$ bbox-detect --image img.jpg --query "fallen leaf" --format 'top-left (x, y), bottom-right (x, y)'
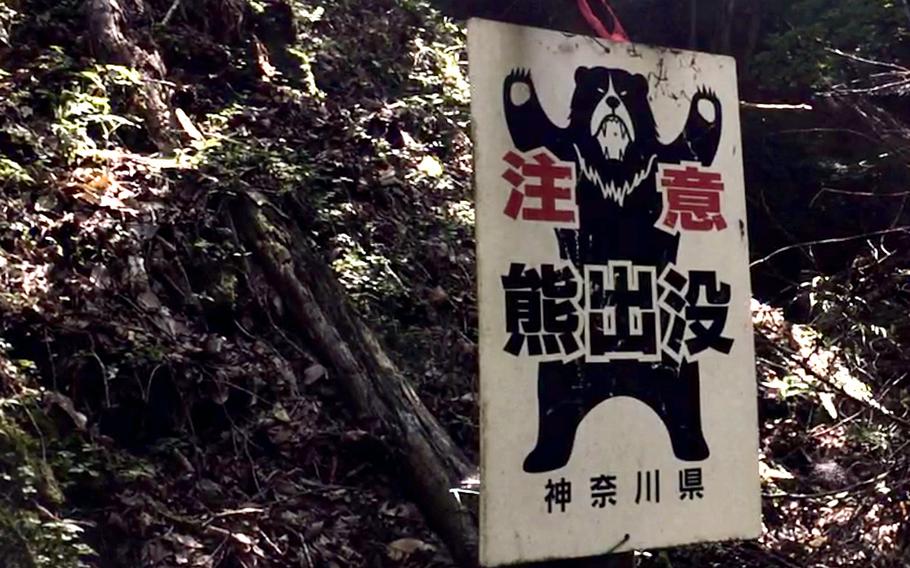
top-left (175, 108), bottom-right (204, 141)
top-left (819, 392), bottom-right (838, 419)
top-left (45, 392), bottom-right (87, 431)
top-left (304, 520), bottom-right (325, 540)
top-left (759, 460), bottom-right (795, 481)
top-left (272, 403), bottom-right (291, 423)
top-left (417, 155), bottom-right (443, 178)
top-left (267, 425), bottom-right (294, 445)
top-left (197, 479), bottom-right (224, 503)
top-left (378, 168), bottom-right (399, 186)
top-left (138, 290), bottom-right (162, 311)
top-left (35, 192), bottom-right (58, 212)
top-left (387, 538), bottom-right (435, 561)
top-left (427, 286), bottom-right (449, 305)
top-left (303, 364), bottom-right (327, 385)
top-left (231, 532), bottom-right (254, 553)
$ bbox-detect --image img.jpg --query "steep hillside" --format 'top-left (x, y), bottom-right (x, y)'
top-left (0, 1), bottom-right (908, 567)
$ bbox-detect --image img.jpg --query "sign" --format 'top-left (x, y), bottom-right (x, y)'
top-left (469, 19), bottom-right (761, 566)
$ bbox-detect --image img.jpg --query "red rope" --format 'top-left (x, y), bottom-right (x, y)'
top-left (577, 0), bottom-right (630, 42)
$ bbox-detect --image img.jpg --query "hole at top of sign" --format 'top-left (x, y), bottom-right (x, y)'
top-left (698, 97), bottom-right (717, 122)
top-left (511, 81), bottom-right (532, 106)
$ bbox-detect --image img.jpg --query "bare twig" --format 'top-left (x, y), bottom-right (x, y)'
top-left (302, 537), bottom-right (314, 568)
top-left (825, 46), bottom-right (910, 72)
top-left (204, 507), bottom-right (265, 525)
top-left (771, 127), bottom-right (882, 144)
top-left (87, 341), bottom-right (111, 408)
top-left (161, 0), bottom-right (182, 26)
top-left (258, 529), bottom-right (284, 556)
top-left (741, 101), bottom-right (813, 111)
top-left (43, 329), bottom-right (57, 392)
top-left (829, 76), bottom-right (910, 96)
top-left (809, 187), bottom-right (910, 209)
top-left (750, 227), bottom-right (910, 267)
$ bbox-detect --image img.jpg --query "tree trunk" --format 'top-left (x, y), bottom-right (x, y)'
top-left (689, 0), bottom-right (698, 50)
top-left (230, 196), bottom-right (480, 567)
top-left (741, 2), bottom-right (763, 71)
top-left (86, 0), bottom-right (175, 148)
top-left (714, 0), bottom-right (737, 54)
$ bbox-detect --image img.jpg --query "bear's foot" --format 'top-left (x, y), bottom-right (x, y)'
top-left (523, 443), bottom-right (573, 474)
top-left (522, 404), bottom-right (585, 473)
top-left (668, 428), bottom-right (710, 462)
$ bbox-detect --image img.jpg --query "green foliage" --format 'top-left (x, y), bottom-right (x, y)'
top-left (0, 157), bottom-right (34, 186)
top-left (331, 233), bottom-right (407, 302)
top-left (52, 64), bottom-right (141, 162)
top-left (196, 133), bottom-right (312, 195)
top-left (0, 408), bottom-right (93, 567)
top-left (753, 0), bottom-right (908, 92)
top-left (0, 337), bottom-right (95, 567)
top-left (0, 509), bottom-right (92, 568)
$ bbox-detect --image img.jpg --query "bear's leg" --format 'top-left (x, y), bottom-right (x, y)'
top-left (523, 359), bottom-right (596, 473)
top-left (641, 361), bottom-right (710, 461)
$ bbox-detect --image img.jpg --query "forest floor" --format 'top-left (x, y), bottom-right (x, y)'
top-left (0, 0), bottom-right (908, 567)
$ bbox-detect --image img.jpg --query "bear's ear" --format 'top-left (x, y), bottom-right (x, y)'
top-left (574, 66), bottom-right (590, 85)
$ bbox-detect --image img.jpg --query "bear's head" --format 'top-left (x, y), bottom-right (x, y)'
top-left (569, 67), bottom-right (658, 205)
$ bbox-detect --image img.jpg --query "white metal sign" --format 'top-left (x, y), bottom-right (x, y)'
top-left (469, 18), bottom-right (761, 566)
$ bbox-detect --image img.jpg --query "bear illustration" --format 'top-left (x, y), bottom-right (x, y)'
top-left (502, 66), bottom-right (724, 473)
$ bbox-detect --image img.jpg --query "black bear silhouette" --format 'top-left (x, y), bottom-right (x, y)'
top-left (502, 66), bottom-right (723, 473)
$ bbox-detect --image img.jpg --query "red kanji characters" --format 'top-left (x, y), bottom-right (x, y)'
top-left (502, 149), bottom-right (577, 227)
top-left (657, 162), bottom-right (727, 232)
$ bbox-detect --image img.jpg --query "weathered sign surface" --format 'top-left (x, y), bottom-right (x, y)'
top-left (468, 18), bottom-right (761, 566)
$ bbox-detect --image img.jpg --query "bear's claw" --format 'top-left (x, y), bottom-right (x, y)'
top-left (505, 68), bottom-right (536, 107)
top-left (506, 68), bottom-right (533, 84)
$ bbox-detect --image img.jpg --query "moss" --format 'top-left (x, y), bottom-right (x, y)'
top-left (0, 414), bottom-right (91, 567)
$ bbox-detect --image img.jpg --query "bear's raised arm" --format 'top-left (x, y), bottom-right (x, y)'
top-left (662, 88), bottom-right (723, 166)
top-left (503, 70), bottom-right (570, 157)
